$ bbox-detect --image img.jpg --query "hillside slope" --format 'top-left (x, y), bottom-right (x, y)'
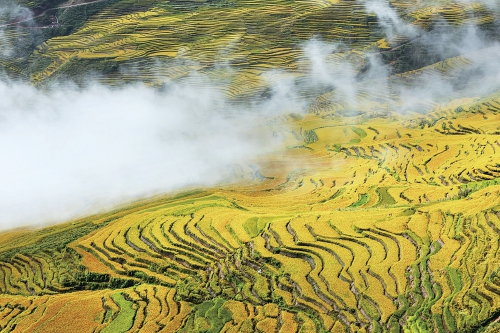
top-left (0, 0), bottom-right (500, 332)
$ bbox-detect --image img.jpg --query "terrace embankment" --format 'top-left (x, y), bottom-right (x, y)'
top-left (0, 86), bottom-right (500, 331)
top-left (0, 0), bottom-right (500, 331)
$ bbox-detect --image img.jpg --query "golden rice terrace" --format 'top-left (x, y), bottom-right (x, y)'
top-left (0, 0), bottom-right (500, 332)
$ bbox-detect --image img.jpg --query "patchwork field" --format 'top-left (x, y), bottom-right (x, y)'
top-left (1, 0), bottom-right (498, 93)
top-left (0, 88), bottom-right (499, 331)
top-left (1, 0), bottom-right (500, 332)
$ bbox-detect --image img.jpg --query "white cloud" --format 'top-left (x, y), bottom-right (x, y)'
top-left (0, 81), bottom-right (278, 229)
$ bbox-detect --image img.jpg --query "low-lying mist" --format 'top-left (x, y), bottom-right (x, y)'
top-left (1, 0), bottom-right (499, 231)
top-left (0, 80), bottom-right (279, 230)
top-left (301, 0), bottom-right (500, 113)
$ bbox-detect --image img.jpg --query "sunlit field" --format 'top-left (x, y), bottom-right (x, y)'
top-left (0, 0), bottom-right (499, 331)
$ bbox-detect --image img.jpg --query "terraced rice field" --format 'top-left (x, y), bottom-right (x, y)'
top-left (0, 79), bottom-right (499, 331)
top-left (1, 0), bottom-right (498, 95)
top-left (1, 0), bottom-right (500, 331)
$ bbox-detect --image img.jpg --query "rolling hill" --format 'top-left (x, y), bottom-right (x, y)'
top-left (0, 0), bottom-right (500, 332)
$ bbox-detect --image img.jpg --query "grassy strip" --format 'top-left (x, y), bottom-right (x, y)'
top-left (101, 292), bottom-right (136, 333)
top-left (442, 267), bottom-right (463, 331)
top-left (349, 193), bottom-right (369, 208)
top-left (458, 178), bottom-right (500, 197)
top-left (177, 297), bottom-right (232, 333)
top-left (243, 216), bottom-right (279, 238)
top-left (351, 126), bottom-right (367, 138)
top-left (318, 187), bottom-right (346, 203)
top-left (375, 187), bottom-right (397, 206)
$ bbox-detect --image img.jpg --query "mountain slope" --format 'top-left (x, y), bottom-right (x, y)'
top-left (0, 0), bottom-right (500, 332)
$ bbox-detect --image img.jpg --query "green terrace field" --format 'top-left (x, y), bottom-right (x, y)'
top-left (1, 0), bottom-right (500, 332)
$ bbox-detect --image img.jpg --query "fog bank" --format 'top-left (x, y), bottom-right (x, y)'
top-left (0, 81), bottom-right (276, 229)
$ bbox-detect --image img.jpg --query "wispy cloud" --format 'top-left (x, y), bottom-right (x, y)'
top-left (365, 0), bottom-right (417, 39)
